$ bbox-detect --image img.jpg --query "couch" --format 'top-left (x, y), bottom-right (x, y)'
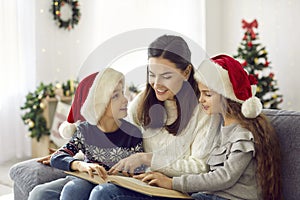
top-left (9, 109), bottom-right (300, 200)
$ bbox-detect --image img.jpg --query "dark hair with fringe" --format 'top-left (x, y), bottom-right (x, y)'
top-left (222, 98), bottom-right (283, 200)
top-left (136, 35), bottom-right (199, 135)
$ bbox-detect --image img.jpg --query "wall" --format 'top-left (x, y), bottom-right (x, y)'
top-left (35, 0), bottom-right (100, 83)
top-left (206, 0), bottom-right (300, 111)
top-left (35, 0), bottom-right (206, 85)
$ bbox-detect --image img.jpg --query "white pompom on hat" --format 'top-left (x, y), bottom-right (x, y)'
top-left (81, 67), bottom-right (125, 125)
top-left (59, 121), bottom-right (78, 139)
top-left (194, 54), bottom-right (262, 118)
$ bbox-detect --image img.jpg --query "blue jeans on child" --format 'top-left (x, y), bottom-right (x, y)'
top-left (28, 175), bottom-right (96, 200)
top-left (191, 192), bottom-right (228, 200)
top-left (28, 176), bottom-right (74, 200)
top-left (60, 176), bottom-right (96, 200)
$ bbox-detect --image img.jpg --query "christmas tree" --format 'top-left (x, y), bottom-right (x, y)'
top-left (234, 19), bottom-right (283, 109)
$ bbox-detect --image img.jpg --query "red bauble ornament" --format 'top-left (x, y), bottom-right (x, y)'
top-left (247, 41), bottom-right (253, 48)
top-left (265, 60), bottom-right (270, 67)
top-left (242, 61), bottom-right (247, 67)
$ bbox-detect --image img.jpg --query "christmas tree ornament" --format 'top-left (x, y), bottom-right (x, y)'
top-left (242, 60), bottom-right (247, 67)
top-left (28, 121), bottom-right (35, 128)
top-left (265, 60), bottom-right (270, 67)
top-left (39, 102), bottom-right (45, 109)
top-left (247, 41), bottom-right (253, 48)
top-left (256, 86), bottom-right (262, 93)
top-left (242, 19), bottom-right (258, 39)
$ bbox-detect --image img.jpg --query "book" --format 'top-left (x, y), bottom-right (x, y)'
top-left (65, 171), bottom-right (191, 199)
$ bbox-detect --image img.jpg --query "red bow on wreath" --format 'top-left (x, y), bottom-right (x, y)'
top-left (242, 19), bottom-right (258, 39)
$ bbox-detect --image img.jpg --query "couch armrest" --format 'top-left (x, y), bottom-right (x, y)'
top-left (9, 158), bottom-right (66, 200)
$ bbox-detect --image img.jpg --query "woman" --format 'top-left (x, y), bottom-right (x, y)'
top-left (89, 35), bottom-right (219, 200)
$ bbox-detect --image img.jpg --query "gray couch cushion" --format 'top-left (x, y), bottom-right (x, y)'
top-left (264, 109), bottom-right (300, 200)
top-left (9, 158), bottom-right (66, 200)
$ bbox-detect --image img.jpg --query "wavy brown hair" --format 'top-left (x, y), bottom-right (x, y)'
top-left (221, 98), bottom-right (283, 200)
top-left (136, 35), bottom-right (199, 135)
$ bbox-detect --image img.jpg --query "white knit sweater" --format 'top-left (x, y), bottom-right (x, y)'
top-left (127, 92), bottom-right (220, 177)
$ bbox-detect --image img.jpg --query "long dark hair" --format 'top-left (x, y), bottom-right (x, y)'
top-left (137, 35), bottom-right (199, 135)
top-left (222, 98), bottom-right (283, 200)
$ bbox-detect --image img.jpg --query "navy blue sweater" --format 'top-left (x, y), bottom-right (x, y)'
top-left (51, 119), bottom-right (143, 171)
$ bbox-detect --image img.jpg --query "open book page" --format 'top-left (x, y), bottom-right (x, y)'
top-left (65, 171), bottom-right (106, 185)
top-left (108, 175), bottom-right (191, 199)
top-left (64, 171), bottom-right (191, 199)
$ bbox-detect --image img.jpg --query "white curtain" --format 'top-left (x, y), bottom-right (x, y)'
top-left (0, 0), bottom-right (35, 163)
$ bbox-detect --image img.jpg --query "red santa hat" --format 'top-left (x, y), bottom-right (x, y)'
top-left (59, 68), bottom-right (124, 139)
top-left (194, 54), bottom-right (262, 118)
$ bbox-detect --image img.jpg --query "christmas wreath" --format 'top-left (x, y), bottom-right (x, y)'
top-left (51, 0), bottom-right (81, 30)
top-left (21, 80), bottom-right (77, 141)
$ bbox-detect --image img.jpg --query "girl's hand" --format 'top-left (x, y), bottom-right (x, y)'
top-left (133, 172), bottom-right (173, 190)
top-left (71, 161), bottom-right (107, 179)
top-left (109, 152), bottom-right (152, 176)
top-left (37, 148), bottom-right (56, 165)
top-left (37, 154), bottom-right (52, 165)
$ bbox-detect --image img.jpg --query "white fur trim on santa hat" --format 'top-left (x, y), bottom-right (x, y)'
top-left (241, 96), bottom-right (263, 118)
top-left (59, 121), bottom-right (77, 139)
top-left (80, 68), bottom-right (124, 125)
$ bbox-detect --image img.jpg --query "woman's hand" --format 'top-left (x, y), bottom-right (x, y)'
top-left (108, 152), bottom-right (152, 176)
top-left (133, 172), bottom-right (173, 190)
top-left (71, 161), bottom-right (107, 179)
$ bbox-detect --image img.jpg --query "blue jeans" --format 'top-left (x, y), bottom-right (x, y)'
top-left (28, 176), bottom-right (74, 200)
top-left (89, 183), bottom-right (185, 200)
top-left (28, 175), bottom-right (96, 200)
top-left (191, 192), bottom-right (228, 200)
top-left (61, 177), bottom-right (96, 200)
